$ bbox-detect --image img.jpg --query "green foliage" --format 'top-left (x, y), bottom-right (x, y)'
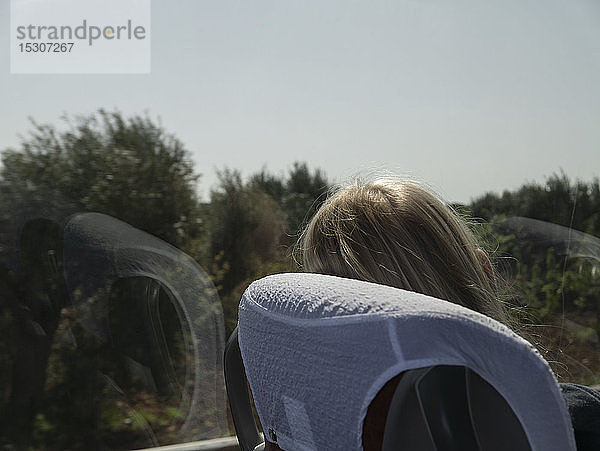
top-left (207, 163), bottom-right (328, 335)
top-left (467, 174), bottom-right (600, 383)
top-left (470, 172), bottom-right (600, 237)
top-left (207, 169), bottom-right (286, 291)
top-left (249, 161), bottom-right (329, 239)
top-left (1, 110), bottom-right (203, 250)
top-left (484, 227), bottom-right (599, 321)
top-left (208, 169), bottom-right (278, 333)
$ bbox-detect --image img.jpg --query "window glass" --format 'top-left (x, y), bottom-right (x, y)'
top-left (1, 0), bottom-right (599, 449)
top-left (0, 208), bottom-right (227, 449)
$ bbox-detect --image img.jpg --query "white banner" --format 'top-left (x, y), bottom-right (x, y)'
top-left (10, 0), bottom-right (151, 74)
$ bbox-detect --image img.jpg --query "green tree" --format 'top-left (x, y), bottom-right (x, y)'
top-left (470, 172), bottom-right (600, 237)
top-left (207, 169), bottom-right (289, 333)
top-left (249, 162), bottom-right (329, 239)
top-left (207, 163), bottom-right (328, 333)
top-left (1, 110), bottom-right (203, 251)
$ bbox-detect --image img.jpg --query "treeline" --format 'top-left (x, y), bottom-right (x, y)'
top-left (203, 165), bottom-right (328, 332)
top-left (0, 110), bottom-right (600, 328)
top-left (2, 110), bottom-right (598, 447)
top-left (468, 176), bottom-right (600, 322)
top-left (466, 175), bottom-right (600, 382)
top-left (0, 111), bottom-right (329, 335)
top-left (470, 173), bottom-right (600, 236)
top-left (2, 110), bottom-right (598, 346)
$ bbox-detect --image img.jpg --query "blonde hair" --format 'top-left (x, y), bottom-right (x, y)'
top-left (300, 179), bottom-right (511, 324)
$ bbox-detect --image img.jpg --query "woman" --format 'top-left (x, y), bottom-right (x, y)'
top-left (298, 178), bottom-right (599, 451)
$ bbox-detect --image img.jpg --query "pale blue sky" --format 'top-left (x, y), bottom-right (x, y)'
top-left (1, 0), bottom-right (599, 202)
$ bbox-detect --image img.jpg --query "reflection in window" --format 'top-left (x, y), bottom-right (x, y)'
top-left (0, 213), bottom-right (227, 450)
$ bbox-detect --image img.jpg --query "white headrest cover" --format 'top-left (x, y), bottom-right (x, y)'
top-left (238, 273), bottom-right (575, 451)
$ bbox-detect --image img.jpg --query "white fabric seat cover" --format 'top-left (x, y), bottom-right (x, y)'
top-left (238, 273), bottom-right (576, 451)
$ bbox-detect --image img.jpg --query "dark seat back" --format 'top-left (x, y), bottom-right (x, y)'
top-left (382, 365), bottom-right (531, 451)
top-left (224, 327), bottom-right (265, 451)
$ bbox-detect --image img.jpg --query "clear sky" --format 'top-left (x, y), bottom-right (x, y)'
top-left (1, 0), bottom-right (599, 202)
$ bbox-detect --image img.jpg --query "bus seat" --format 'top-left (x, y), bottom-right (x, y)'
top-left (225, 272), bottom-right (576, 450)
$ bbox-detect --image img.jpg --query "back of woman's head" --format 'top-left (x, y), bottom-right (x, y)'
top-left (300, 179), bottom-right (510, 324)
